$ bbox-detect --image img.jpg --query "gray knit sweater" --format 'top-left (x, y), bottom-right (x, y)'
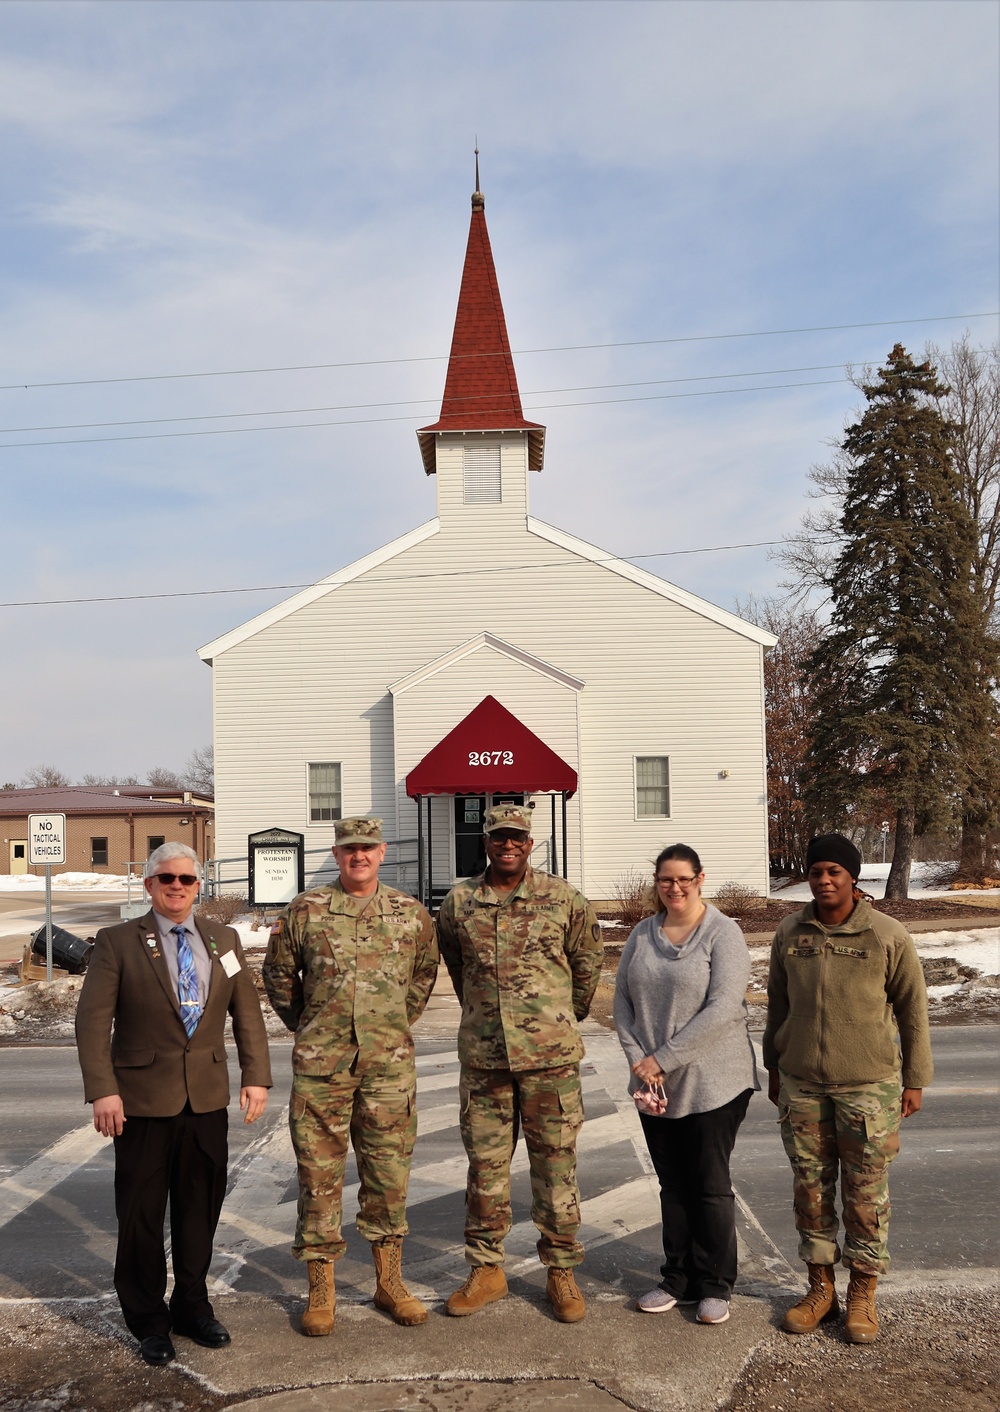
top-left (613, 904), bottom-right (759, 1118)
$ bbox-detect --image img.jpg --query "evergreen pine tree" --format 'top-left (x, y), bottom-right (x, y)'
top-left (804, 344), bottom-right (985, 898)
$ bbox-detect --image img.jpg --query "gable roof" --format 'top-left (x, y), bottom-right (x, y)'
top-left (198, 515), bottom-right (775, 663)
top-left (198, 518), bottom-right (441, 664)
top-left (526, 518), bottom-right (778, 646)
top-left (390, 631), bottom-right (586, 697)
top-left (417, 187), bottom-right (544, 475)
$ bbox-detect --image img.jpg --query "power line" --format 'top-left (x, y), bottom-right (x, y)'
top-left (1, 312), bottom-right (994, 392)
top-left (0, 540), bottom-right (784, 609)
top-left (0, 362), bottom-right (852, 436)
top-left (0, 376), bottom-right (848, 450)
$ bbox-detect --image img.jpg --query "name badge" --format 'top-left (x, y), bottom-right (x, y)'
top-left (219, 951), bottom-right (241, 978)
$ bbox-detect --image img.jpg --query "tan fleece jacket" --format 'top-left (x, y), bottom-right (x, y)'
top-left (762, 900), bottom-right (933, 1089)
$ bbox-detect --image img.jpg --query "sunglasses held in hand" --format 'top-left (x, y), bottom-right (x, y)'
top-left (634, 1080), bottom-right (668, 1116)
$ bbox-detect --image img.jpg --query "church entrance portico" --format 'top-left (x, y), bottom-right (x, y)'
top-left (404, 694), bottom-right (577, 908)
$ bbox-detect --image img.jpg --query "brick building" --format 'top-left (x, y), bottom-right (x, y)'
top-left (0, 787), bottom-right (215, 877)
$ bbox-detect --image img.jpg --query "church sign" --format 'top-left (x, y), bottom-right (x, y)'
top-left (247, 827), bottom-right (304, 906)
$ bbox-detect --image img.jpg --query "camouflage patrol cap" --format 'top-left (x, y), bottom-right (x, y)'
top-left (334, 816), bottom-right (384, 846)
top-left (483, 803), bottom-right (533, 835)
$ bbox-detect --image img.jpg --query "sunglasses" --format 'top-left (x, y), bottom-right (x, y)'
top-left (152, 872), bottom-right (199, 887)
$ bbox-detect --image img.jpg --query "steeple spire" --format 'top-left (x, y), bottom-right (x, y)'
top-left (417, 166), bottom-right (545, 475)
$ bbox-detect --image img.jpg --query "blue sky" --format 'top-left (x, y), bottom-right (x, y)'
top-left (0, 0), bottom-right (997, 784)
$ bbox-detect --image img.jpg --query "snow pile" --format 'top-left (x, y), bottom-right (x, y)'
top-left (0, 872), bottom-right (140, 892)
top-left (773, 861), bottom-right (1000, 903)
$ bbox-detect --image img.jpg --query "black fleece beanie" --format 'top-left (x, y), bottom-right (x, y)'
top-left (805, 833), bottom-right (862, 880)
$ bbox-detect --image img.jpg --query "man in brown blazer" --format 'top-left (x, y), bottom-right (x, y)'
top-left (76, 843), bottom-right (271, 1367)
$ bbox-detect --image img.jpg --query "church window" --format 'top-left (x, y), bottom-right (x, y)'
top-left (463, 444), bottom-right (502, 503)
top-left (635, 757), bottom-right (670, 817)
top-left (308, 763), bottom-right (342, 822)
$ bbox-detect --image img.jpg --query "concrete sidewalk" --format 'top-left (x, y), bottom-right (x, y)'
top-left (97, 1282), bottom-right (779, 1412)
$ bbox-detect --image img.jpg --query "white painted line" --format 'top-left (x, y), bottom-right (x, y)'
top-left (0, 1124), bottom-right (107, 1229)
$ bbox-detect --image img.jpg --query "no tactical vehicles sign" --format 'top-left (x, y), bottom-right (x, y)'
top-left (28, 813), bottom-right (67, 866)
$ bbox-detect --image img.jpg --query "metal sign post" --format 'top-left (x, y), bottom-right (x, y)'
top-left (28, 813), bottom-right (67, 981)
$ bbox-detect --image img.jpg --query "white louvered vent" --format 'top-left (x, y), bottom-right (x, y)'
top-left (463, 444), bottom-right (502, 504)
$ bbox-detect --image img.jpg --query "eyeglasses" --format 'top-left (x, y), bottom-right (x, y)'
top-left (152, 873), bottom-right (199, 887)
top-left (655, 875), bottom-right (698, 889)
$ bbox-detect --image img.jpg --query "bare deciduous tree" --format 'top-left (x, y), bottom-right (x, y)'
top-left (185, 744), bottom-right (214, 797)
top-left (21, 764), bottom-right (71, 787)
top-left (739, 595), bottom-right (825, 878)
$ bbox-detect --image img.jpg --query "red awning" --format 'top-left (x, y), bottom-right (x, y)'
top-left (405, 696), bottom-right (577, 797)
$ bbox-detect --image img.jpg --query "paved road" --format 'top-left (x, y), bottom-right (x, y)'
top-left (0, 1024), bottom-right (995, 1410)
top-left (1, 1026), bottom-right (996, 1306)
top-left (733, 1025), bottom-right (1000, 1277)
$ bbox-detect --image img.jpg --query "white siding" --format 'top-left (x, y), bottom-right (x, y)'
top-left (392, 639), bottom-right (582, 884)
top-left (209, 431), bottom-right (771, 898)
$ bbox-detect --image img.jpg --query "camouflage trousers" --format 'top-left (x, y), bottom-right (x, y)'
top-left (459, 1063), bottom-right (585, 1270)
top-left (288, 1063), bottom-right (416, 1261)
top-left (778, 1071), bottom-right (902, 1274)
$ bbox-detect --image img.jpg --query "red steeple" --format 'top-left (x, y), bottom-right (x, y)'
top-left (418, 177), bottom-right (545, 475)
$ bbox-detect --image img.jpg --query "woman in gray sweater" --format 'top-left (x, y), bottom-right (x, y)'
top-left (614, 844), bottom-right (758, 1326)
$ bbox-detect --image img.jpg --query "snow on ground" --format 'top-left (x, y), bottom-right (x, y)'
top-left (0, 872), bottom-right (141, 891)
top-left (746, 927), bottom-right (1000, 979)
top-left (772, 861), bottom-right (1000, 904)
top-left (911, 927), bottom-right (1000, 976)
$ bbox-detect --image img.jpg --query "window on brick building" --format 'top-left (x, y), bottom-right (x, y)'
top-left (147, 836), bottom-right (165, 854)
top-left (91, 837), bottom-right (109, 867)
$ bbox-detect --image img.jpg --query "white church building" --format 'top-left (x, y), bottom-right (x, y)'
top-left (199, 179), bottom-right (776, 903)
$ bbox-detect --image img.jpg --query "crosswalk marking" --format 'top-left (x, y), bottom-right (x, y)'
top-left (0, 1124), bottom-right (107, 1230)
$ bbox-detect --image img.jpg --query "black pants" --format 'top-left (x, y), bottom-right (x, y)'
top-left (112, 1105), bottom-right (228, 1339)
top-left (639, 1088), bottom-right (752, 1301)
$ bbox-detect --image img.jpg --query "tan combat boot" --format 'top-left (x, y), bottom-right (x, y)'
top-left (301, 1258), bottom-right (335, 1337)
top-left (371, 1238), bottom-right (428, 1326)
top-left (781, 1263), bottom-right (839, 1334)
top-left (445, 1265), bottom-right (508, 1316)
top-left (844, 1270), bottom-right (879, 1343)
top-left (546, 1267), bottom-right (586, 1323)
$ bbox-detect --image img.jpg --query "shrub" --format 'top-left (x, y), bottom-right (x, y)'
top-left (196, 893), bottom-right (248, 926)
top-left (713, 882), bottom-right (766, 917)
top-left (612, 870), bottom-right (657, 931)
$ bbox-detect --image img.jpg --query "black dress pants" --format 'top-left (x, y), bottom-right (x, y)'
top-left (639, 1088), bottom-right (752, 1301)
top-left (112, 1104), bottom-right (228, 1339)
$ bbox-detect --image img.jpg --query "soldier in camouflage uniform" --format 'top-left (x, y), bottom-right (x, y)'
top-left (437, 803), bottom-right (603, 1323)
top-left (763, 834), bottom-right (933, 1344)
top-left (262, 817), bottom-right (438, 1336)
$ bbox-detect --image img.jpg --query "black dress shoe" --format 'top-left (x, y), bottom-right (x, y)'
top-left (138, 1334), bottom-right (175, 1366)
top-left (172, 1315), bottom-right (231, 1348)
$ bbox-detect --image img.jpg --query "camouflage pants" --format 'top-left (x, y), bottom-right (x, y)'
top-left (288, 1063), bottom-right (416, 1261)
top-left (778, 1071), bottom-right (901, 1274)
top-left (459, 1064), bottom-right (585, 1270)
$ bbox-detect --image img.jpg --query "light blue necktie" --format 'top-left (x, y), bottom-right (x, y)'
top-left (173, 925), bottom-right (201, 1037)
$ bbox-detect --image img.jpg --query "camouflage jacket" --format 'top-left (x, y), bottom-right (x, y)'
top-left (263, 880), bottom-right (438, 1076)
top-left (438, 866), bottom-right (603, 1072)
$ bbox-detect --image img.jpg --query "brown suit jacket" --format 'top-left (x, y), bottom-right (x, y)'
top-left (75, 910), bottom-right (272, 1117)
